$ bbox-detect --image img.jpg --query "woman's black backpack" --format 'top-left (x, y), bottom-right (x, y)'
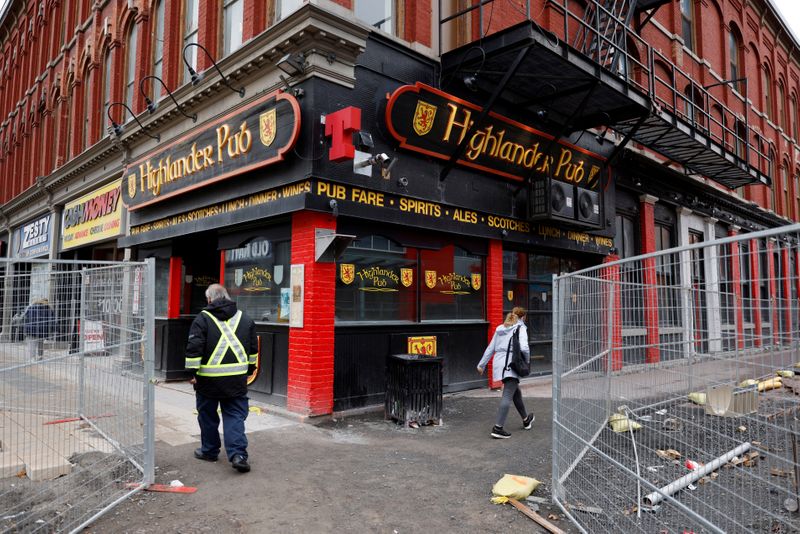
top-left (506, 326), bottom-right (530, 377)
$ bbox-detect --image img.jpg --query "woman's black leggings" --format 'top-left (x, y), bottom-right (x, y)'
top-left (495, 378), bottom-right (527, 428)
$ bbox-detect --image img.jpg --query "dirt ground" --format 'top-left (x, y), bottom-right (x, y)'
top-left (85, 393), bottom-right (573, 533)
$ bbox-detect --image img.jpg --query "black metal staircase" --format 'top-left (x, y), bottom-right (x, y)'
top-left (438, 0), bottom-right (770, 190)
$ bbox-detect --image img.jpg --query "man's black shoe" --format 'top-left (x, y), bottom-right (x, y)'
top-left (231, 454), bottom-right (250, 473)
top-left (194, 448), bottom-right (218, 462)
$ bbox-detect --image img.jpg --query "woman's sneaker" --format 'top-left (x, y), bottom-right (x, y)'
top-left (523, 413), bottom-right (535, 430)
top-left (491, 425), bottom-right (511, 439)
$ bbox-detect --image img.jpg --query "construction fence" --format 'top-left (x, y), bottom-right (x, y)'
top-left (0, 259), bottom-right (155, 534)
top-left (552, 223), bottom-right (800, 533)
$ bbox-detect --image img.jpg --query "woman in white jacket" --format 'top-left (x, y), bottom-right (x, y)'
top-left (477, 308), bottom-right (534, 439)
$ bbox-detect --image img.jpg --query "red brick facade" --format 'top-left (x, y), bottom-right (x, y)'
top-left (287, 210), bottom-right (336, 416)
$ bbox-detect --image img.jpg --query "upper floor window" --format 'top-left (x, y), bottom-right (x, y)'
top-left (102, 51), bottom-right (112, 135)
top-left (356, 0), bottom-right (396, 35)
top-left (795, 172), bottom-right (800, 221)
top-left (183, 0), bottom-right (199, 83)
top-left (276, 0), bottom-right (303, 21)
top-left (793, 95), bottom-right (799, 141)
top-left (779, 81), bottom-right (787, 131)
top-left (680, 0), bottom-right (695, 53)
top-left (782, 162), bottom-right (790, 217)
top-left (81, 70), bottom-right (91, 149)
top-left (728, 27), bottom-right (742, 93)
top-left (152, 0), bottom-right (165, 84)
top-left (125, 23), bottom-right (138, 117)
top-left (222, 0), bottom-right (244, 56)
top-left (764, 65), bottom-right (774, 121)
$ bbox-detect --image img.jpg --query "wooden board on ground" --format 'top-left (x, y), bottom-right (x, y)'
top-left (508, 498), bottom-right (567, 534)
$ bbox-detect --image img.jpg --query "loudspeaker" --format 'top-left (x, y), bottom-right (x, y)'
top-left (576, 187), bottom-right (601, 226)
top-left (531, 178), bottom-right (574, 221)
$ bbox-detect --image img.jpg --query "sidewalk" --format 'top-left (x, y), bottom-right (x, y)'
top-left (87, 377), bottom-right (571, 533)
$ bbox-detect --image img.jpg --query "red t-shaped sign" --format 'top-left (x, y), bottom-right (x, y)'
top-left (325, 106), bottom-right (361, 162)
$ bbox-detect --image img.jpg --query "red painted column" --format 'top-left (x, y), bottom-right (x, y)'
top-left (767, 240), bottom-right (779, 346)
top-left (167, 256), bottom-right (182, 319)
top-left (602, 254), bottom-right (623, 371)
top-left (287, 211), bottom-right (336, 416)
top-left (750, 239), bottom-right (763, 348)
top-left (782, 245), bottom-right (792, 343)
top-left (640, 195), bottom-right (660, 363)
top-left (219, 250), bottom-right (226, 285)
top-left (485, 239), bottom-right (504, 390)
top-left (728, 228), bottom-right (744, 350)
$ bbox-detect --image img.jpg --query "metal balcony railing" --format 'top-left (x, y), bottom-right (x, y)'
top-left (438, 0), bottom-right (770, 187)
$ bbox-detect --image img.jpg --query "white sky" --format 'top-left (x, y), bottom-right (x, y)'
top-left (772, 0), bottom-right (800, 42)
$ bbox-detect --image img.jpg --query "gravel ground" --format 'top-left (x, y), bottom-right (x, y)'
top-left (83, 394), bottom-right (574, 534)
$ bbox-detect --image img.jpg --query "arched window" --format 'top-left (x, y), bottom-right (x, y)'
top-left (778, 80), bottom-right (786, 131)
top-left (152, 0), bottom-right (165, 84)
top-left (51, 89), bottom-right (60, 168)
top-left (222, 0), bottom-right (243, 56)
top-left (183, 0), bottom-right (199, 83)
top-left (734, 120), bottom-right (746, 159)
top-left (81, 68), bottom-right (91, 150)
top-left (680, 0), bottom-right (695, 53)
top-left (125, 23), bottom-right (138, 117)
top-left (102, 50), bottom-right (112, 135)
top-left (792, 94), bottom-right (798, 141)
top-left (684, 85), bottom-right (705, 129)
top-left (729, 24), bottom-right (743, 93)
top-left (782, 161), bottom-right (790, 216)
top-left (764, 65), bottom-right (773, 121)
top-left (795, 169), bottom-right (800, 220)
top-left (769, 146), bottom-right (777, 210)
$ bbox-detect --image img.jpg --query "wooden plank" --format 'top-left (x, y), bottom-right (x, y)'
top-left (508, 498), bottom-right (567, 534)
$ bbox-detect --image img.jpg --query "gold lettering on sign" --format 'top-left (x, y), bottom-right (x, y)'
top-left (355, 266), bottom-right (400, 292)
top-left (242, 267), bottom-right (272, 292)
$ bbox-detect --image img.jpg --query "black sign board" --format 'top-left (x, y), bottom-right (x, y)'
top-left (123, 89), bottom-right (301, 211)
top-left (386, 83), bottom-right (605, 190)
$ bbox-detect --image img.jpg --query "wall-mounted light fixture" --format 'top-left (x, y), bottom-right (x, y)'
top-left (276, 52), bottom-right (306, 97)
top-left (182, 42), bottom-right (245, 98)
top-left (139, 75), bottom-right (197, 122)
top-left (106, 102), bottom-right (160, 141)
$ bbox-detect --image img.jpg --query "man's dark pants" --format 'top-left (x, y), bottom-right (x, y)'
top-left (195, 391), bottom-right (249, 461)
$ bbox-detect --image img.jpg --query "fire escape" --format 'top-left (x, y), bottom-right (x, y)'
top-left (438, 0), bottom-right (770, 196)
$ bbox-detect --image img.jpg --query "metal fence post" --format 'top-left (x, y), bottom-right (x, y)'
top-left (78, 267), bottom-right (87, 418)
top-left (551, 273), bottom-right (562, 501)
top-left (143, 258), bottom-right (156, 486)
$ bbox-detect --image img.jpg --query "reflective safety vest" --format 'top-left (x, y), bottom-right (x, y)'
top-left (186, 310), bottom-right (257, 377)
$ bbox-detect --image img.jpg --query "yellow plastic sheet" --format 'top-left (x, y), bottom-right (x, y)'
top-left (491, 474), bottom-right (541, 500)
top-left (777, 370), bottom-right (795, 378)
top-left (688, 392), bottom-right (707, 406)
top-left (608, 412), bottom-right (642, 432)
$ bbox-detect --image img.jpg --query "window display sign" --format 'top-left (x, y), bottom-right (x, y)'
top-left (61, 180), bottom-right (123, 250)
top-left (290, 264), bottom-right (304, 328)
top-left (122, 89), bottom-right (301, 211)
top-left (14, 213), bottom-right (52, 259)
top-left (386, 82), bottom-right (605, 189)
top-left (339, 264), bottom-right (412, 292)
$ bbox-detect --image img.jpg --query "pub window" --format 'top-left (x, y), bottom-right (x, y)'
top-left (222, 238), bottom-right (291, 323)
top-left (222, 0), bottom-right (243, 56)
top-left (336, 236), bottom-right (417, 322)
top-left (502, 250), bottom-right (529, 328)
top-left (615, 213), bottom-right (641, 328)
top-left (656, 223), bottom-right (681, 327)
top-left (183, 0), bottom-right (199, 84)
top-left (125, 23), bottom-right (138, 115)
top-left (355, 0), bottom-right (396, 35)
top-left (420, 246), bottom-right (484, 321)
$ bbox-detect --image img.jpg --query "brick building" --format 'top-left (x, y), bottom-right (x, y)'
top-left (0, 0), bottom-right (797, 415)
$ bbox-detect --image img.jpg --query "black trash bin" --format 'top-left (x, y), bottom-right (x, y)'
top-left (385, 353), bottom-right (443, 427)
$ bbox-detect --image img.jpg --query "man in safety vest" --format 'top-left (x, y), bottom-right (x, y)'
top-left (185, 283), bottom-right (258, 473)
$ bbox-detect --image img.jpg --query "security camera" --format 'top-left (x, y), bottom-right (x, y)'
top-left (372, 153), bottom-right (391, 166)
top-left (397, 176), bottom-right (409, 187)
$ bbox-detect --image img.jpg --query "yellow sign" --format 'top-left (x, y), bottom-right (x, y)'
top-left (408, 336), bottom-right (437, 356)
top-left (61, 180), bottom-right (123, 250)
top-left (400, 268), bottom-right (414, 287)
top-left (471, 273), bottom-right (482, 291)
top-left (260, 108), bottom-right (276, 147)
top-left (425, 270), bottom-right (437, 289)
top-left (340, 263), bottom-right (355, 285)
top-left (413, 100), bottom-right (437, 136)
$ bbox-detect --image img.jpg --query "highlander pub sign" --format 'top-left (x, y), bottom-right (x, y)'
top-left (386, 83), bottom-right (605, 190)
top-left (123, 89), bottom-right (301, 210)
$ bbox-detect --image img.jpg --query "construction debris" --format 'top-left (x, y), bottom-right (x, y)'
top-left (688, 392), bottom-right (707, 405)
top-left (608, 412), bottom-right (641, 433)
top-left (656, 449), bottom-right (682, 460)
top-left (506, 498), bottom-right (567, 534)
top-left (758, 377), bottom-right (782, 392)
top-left (777, 370), bottom-right (796, 378)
